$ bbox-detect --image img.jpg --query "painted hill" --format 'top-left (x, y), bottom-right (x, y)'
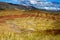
top-left (0, 2), bottom-right (60, 40)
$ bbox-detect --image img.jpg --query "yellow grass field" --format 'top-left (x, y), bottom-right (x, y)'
top-left (0, 10), bottom-right (60, 40)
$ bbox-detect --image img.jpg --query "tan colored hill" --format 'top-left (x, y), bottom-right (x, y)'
top-left (0, 10), bottom-right (60, 40)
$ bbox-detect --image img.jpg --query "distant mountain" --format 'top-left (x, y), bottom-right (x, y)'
top-left (0, 2), bottom-right (60, 12)
top-left (16, 0), bottom-right (60, 11)
top-left (0, 2), bottom-right (36, 11)
top-left (31, 2), bottom-right (60, 11)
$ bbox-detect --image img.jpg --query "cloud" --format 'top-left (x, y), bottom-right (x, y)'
top-left (12, 0), bottom-right (18, 2)
top-left (29, 0), bottom-right (37, 4)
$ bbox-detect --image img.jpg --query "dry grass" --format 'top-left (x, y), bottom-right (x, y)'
top-left (0, 10), bottom-right (60, 40)
top-left (0, 32), bottom-right (60, 40)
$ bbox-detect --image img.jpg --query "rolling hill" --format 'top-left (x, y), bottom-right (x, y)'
top-left (0, 2), bottom-right (60, 40)
top-left (0, 2), bottom-right (36, 11)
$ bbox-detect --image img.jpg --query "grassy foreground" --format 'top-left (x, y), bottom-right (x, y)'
top-left (0, 10), bottom-right (60, 40)
top-left (0, 32), bottom-right (60, 40)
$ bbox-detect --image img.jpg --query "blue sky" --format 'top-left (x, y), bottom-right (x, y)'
top-left (0, 0), bottom-right (20, 4)
top-left (0, 0), bottom-right (60, 4)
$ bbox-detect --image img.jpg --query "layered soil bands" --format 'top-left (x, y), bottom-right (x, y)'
top-left (0, 10), bottom-right (60, 35)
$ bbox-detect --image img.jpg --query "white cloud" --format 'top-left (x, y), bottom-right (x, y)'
top-left (29, 0), bottom-right (37, 4)
top-left (12, 0), bottom-right (18, 2)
